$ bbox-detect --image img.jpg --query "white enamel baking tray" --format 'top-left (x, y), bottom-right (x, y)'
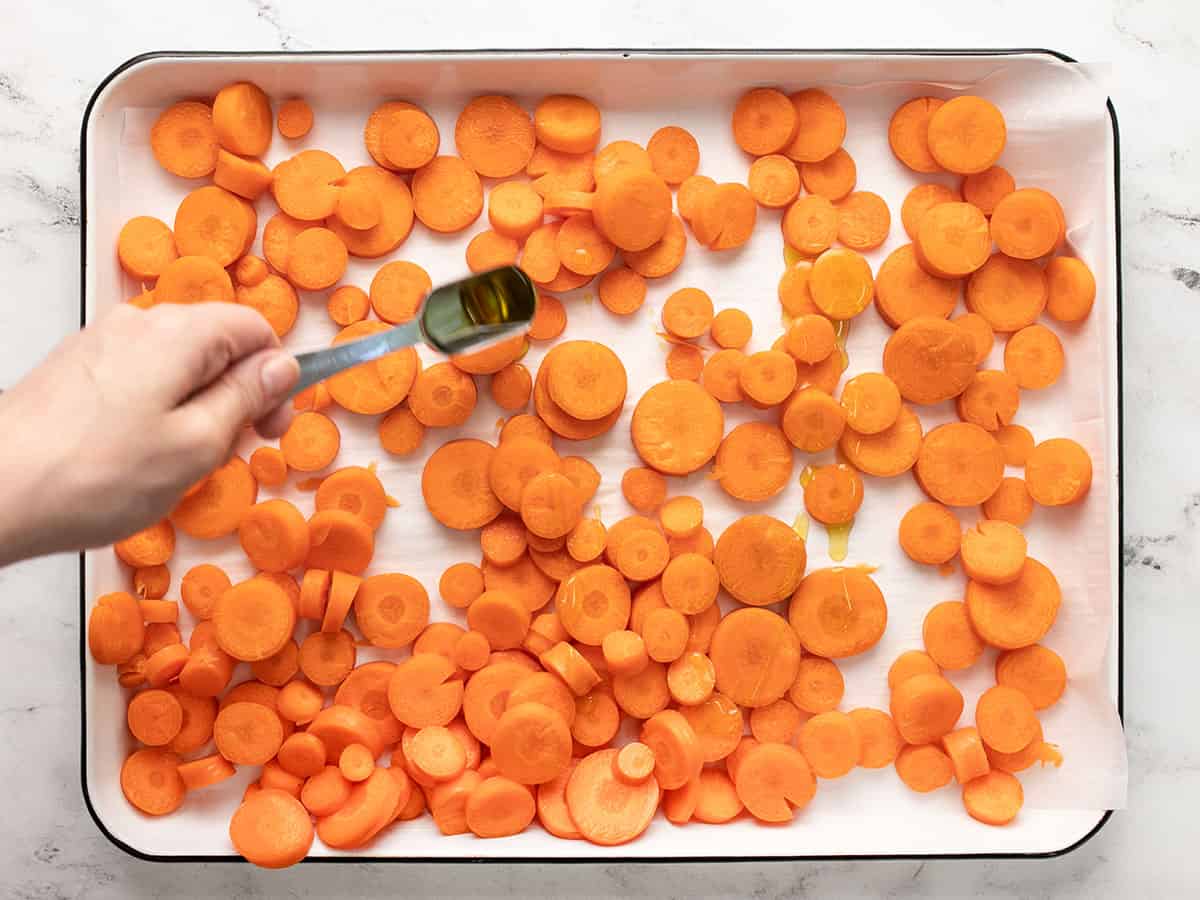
top-left (80, 50), bottom-right (1122, 862)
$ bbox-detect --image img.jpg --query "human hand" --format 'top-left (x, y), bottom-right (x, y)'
top-left (0, 302), bottom-right (299, 565)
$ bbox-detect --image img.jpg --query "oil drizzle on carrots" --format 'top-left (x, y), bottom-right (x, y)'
top-left (826, 520), bottom-right (852, 562)
top-left (792, 510), bottom-right (810, 543)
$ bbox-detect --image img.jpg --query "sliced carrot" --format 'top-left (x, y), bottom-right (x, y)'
top-left (117, 216), bottom-right (178, 281)
top-left (1026, 438), bottom-right (1092, 507)
top-left (784, 89), bottom-right (846, 163)
top-left (714, 422), bottom-right (794, 502)
top-left (995, 644), bottom-right (1067, 710)
top-left (276, 97), bottom-right (313, 139)
top-left (213, 577), bottom-right (295, 663)
top-left (151, 101), bottom-right (218, 178)
top-left (214, 149), bottom-right (273, 201)
top-left (927, 96), bottom-right (1006, 174)
top-left (238, 499), bottom-right (309, 574)
top-left (646, 125), bottom-right (699, 184)
top-left (889, 673), bottom-right (964, 744)
top-left (692, 768), bottom-right (743, 824)
top-left (923, 600), bottom-right (986, 670)
top-left (990, 188), bottom-right (1065, 260)
top-left (883, 316), bottom-right (976, 405)
top-left (306, 510), bottom-right (374, 575)
top-left (785, 314), bottom-right (836, 364)
top-left (215, 700), bottom-right (285, 766)
top-left (962, 165), bottom-right (1015, 216)
top-left (277, 680), bottom-right (323, 726)
top-left (965, 556), bottom-right (1062, 649)
top-left (326, 321), bottom-right (419, 415)
top-left (326, 165), bottom-right (415, 258)
top-left (840, 403), bottom-right (924, 477)
top-left (659, 496), bottom-right (703, 540)
top-left (492, 701), bottom-right (572, 785)
top-left (593, 169), bottom-right (673, 252)
top-left (954, 312), bottom-right (994, 365)
top-left (632, 380), bottom-right (724, 476)
top-left (836, 191), bottom-right (891, 252)
top-left (782, 194), bottom-right (838, 256)
top-left (624, 214), bottom-right (687, 279)
top-left (747, 154), bottom-right (801, 208)
top-left (1004, 324), bottom-right (1065, 390)
top-left (407, 362), bottom-right (477, 428)
top-left (412, 155), bottom-right (484, 233)
top-left (957, 370), bottom-right (1020, 432)
top-left (365, 101), bottom-right (437, 170)
top-left (798, 710), bottom-right (861, 778)
top-left (899, 501), bottom-right (961, 565)
top-left (250, 638), bottom-right (299, 688)
top-left (942, 726), bottom-right (991, 784)
top-left (713, 514), bottom-right (806, 607)
top-left (467, 589), bottom-right (532, 651)
top-left (709, 607), bottom-right (802, 709)
top-left (801, 147), bottom-right (856, 201)
top-left (455, 95), bottom-right (535, 178)
top-left (887, 650), bottom-right (941, 691)
top-left (234, 254), bottom-right (267, 287)
top-left (732, 87), bottom-right (797, 155)
top-left (961, 519), bottom-right (1027, 585)
top-left (888, 97), bottom-right (945, 174)
top-left (781, 388), bottom-right (847, 453)
top-left (788, 656), bottom-right (844, 714)
top-left (749, 697), bottom-right (804, 745)
top-left (963, 769), bottom-right (1024, 825)
top-left (966, 254), bottom-right (1047, 332)
top-left (701, 348), bottom-right (747, 404)
top-left (298, 628), bottom-right (356, 686)
top-left (983, 476), bottom-right (1035, 526)
top-left (317, 766), bottom-right (404, 847)
top-left (778, 259), bottom-right (819, 317)
top-left (133, 565), bottom-right (170, 601)
top-left (174, 185), bottom-right (255, 266)
top-left (976, 685), bottom-right (1039, 753)
top-left (665, 343), bottom-right (705, 381)
top-left (272, 149), bottom-right (344, 222)
top-left (466, 229), bottom-right (519, 273)
top-left (916, 423), bottom-right (1005, 507)
top-left (874, 243), bottom-right (960, 329)
top-left (1044, 256), bottom-right (1096, 323)
top-left (915, 201), bottom-right (991, 278)
top-left (895, 743), bottom-right (954, 793)
top-left (790, 566), bottom-right (887, 658)
top-left (567, 748), bottom-right (660, 844)
top-left (421, 439), bottom-right (502, 531)
top-left (739, 349), bottom-right (797, 407)
top-left (803, 463), bottom-right (864, 526)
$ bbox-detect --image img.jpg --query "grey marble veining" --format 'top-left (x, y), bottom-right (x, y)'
top-left (1, 0), bottom-right (1197, 896)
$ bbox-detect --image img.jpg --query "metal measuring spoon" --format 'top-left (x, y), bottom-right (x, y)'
top-left (292, 266), bottom-right (537, 396)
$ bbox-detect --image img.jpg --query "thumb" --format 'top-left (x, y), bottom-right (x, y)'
top-left (177, 349), bottom-right (299, 445)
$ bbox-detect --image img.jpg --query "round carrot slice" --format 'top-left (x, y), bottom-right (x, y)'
top-left (923, 600), bottom-right (985, 670)
top-left (927, 96), bottom-right (1007, 174)
top-left (798, 710), bottom-right (861, 778)
top-left (388, 653), bottom-right (464, 729)
top-left (800, 147), bottom-right (856, 201)
top-left (810, 248), bottom-right (874, 320)
top-left (966, 254), bottom-right (1048, 332)
top-left (898, 501), bottom-right (961, 565)
top-left (895, 743), bottom-right (954, 793)
top-left (888, 97), bottom-right (944, 173)
top-left (976, 685), bottom-right (1039, 753)
top-left (983, 476), bottom-right (1035, 526)
top-left (961, 520), bottom-right (1027, 585)
top-left (915, 202), bottom-right (991, 278)
top-left (995, 644), bottom-right (1067, 710)
top-left (566, 748), bottom-right (660, 845)
top-left (547, 340), bottom-right (627, 420)
top-left (421, 439), bottom-right (502, 531)
top-left (837, 191), bottom-right (890, 251)
top-left (1026, 438), bottom-right (1092, 506)
top-left (840, 403), bottom-right (923, 477)
top-left (492, 701), bottom-right (572, 785)
top-left (355, 574), bottom-right (429, 649)
top-left (215, 701), bottom-right (285, 765)
top-left (121, 748), bottom-right (186, 816)
top-left (883, 316), bottom-right (976, 405)
top-left (213, 577), bottom-right (295, 663)
top-left (850, 708), bottom-right (904, 769)
top-left (782, 194), bottom-right (838, 256)
top-left (875, 244), bottom-right (960, 327)
top-left (325, 321), bottom-right (418, 414)
top-left (965, 557), bottom-right (1062, 649)
top-left (412, 156), bottom-right (484, 233)
top-left (916, 422), bottom-right (1005, 507)
top-left (783, 89), bottom-right (846, 163)
top-left (789, 567), bottom-right (887, 658)
top-left (624, 214), bottom-right (687, 279)
top-left (592, 169), bottom-right (672, 252)
top-left (890, 673), bottom-right (964, 745)
top-left (556, 564), bottom-right (632, 646)
top-left (455, 95), bottom-right (535, 178)
top-left (1005, 324), bottom-right (1065, 390)
top-left (151, 101), bottom-right (218, 178)
top-left (709, 608), bottom-right (802, 709)
top-left (714, 422), bottom-right (794, 503)
top-left (640, 709), bottom-right (702, 790)
top-left (962, 769), bottom-right (1024, 826)
top-left (713, 514), bottom-right (806, 607)
top-left (962, 165), bottom-right (1015, 216)
top-left (748, 154), bottom-right (801, 208)
top-left (1044, 256), bottom-right (1096, 323)
top-left (732, 88), bottom-right (797, 155)
top-left (631, 380), bottom-right (724, 476)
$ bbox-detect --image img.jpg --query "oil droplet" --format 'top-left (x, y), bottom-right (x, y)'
top-left (826, 520), bottom-right (852, 562)
top-left (792, 511), bottom-right (810, 542)
top-left (833, 318), bottom-right (851, 369)
top-left (367, 460), bottom-right (378, 474)
top-left (784, 244), bottom-right (803, 267)
top-left (798, 465), bottom-right (815, 488)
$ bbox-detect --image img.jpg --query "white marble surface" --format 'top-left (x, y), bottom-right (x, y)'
top-left (0, 0), bottom-right (1193, 895)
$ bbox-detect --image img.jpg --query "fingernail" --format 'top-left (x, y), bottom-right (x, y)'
top-left (260, 353), bottom-right (299, 398)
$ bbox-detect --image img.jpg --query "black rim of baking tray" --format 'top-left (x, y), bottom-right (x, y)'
top-left (77, 47), bottom-right (1124, 865)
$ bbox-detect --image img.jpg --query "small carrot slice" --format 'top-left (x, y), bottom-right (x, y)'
top-left (927, 96), bottom-right (1007, 175)
top-left (839, 404), bottom-right (924, 478)
top-left (749, 698), bottom-right (804, 745)
top-left (995, 644), bottom-right (1068, 710)
top-left (783, 89), bottom-right (846, 163)
top-left (895, 743), bottom-right (954, 793)
top-left (710, 608), bottom-right (802, 709)
top-left (789, 656), bottom-right (844, 714)
top-left (890, 673), bottom-right (964, 745)
top-left (151, 101), bottom-right (219, 178)
top-left (789, 567), bottom-right (887, 658)
top-left (887, 650), bottom-right (941, 691)
top-left (915, 201), bottom-right (991, 278)
top-left (732, 88), bottom-right (797, 155)
top-left (923, 600), bottom-right (986, 670)
top-left (748, 154), bottom-right (801, 208)
top-left (803, 463), bottom-right (864, 526)
top-left (990, 188), bottom-right (1065, 260)
top-left (962, 165), bottom-right (1015, 216)
top-left (963, 769), bottom-right (1023, 826)
top-left (631, 380), bottom-right (724, 476)
top-left (916, 423), bottom-right (1005, 507)
top-left (883, 317), bottom-right (976, 405)
top-left (850, 708), bottom-right (904, 769)
top-left (713, 514), bottom-right (806, 607)
top-left (592, 169), bottom-right (672, 252)
top-left (836, 191), bottom-right (891, 252)
top-left (647, 126), bottom-right (699, 185)
top-left (1044, 256), bottom-right (1096, 323)
top-left (899, 502), bottom-right (961, 565)
top-left (942, 726), bottom-right (991, 784)
top-left (976, 685), bottom-right (1040, 753)
top-left (782, 194), bottom-right (838, 256)
top-left (801, 147), bottom-right (857, 201)
top-left (888, 97), bottom-right (944, 174)
top-left (714, 422), bottom-right (794, 503)
top-left (781, 388), bottom-right (847, 453)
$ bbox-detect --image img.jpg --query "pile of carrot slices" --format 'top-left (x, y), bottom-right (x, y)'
top-left (97, 80), bottom-right (1095, 866)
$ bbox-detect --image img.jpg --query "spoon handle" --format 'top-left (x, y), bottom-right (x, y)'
top-left (292, 319), bottom-right (425, 396)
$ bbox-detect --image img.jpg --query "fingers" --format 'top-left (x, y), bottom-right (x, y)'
top-left (171, 350), bottom-right (299, 467)
top-left (254, 399), bottom-right (296, 440)
top-left (146, 303), bottom-right (281, 405)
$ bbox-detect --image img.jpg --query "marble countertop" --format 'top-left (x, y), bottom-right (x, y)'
top-left (1, 0), bottom-right (1194, 896)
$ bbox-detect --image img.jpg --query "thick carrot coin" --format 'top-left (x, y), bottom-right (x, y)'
top-left (739, 350), bottom-right (797, 406)
top-left (365, 101), bottom-right (436, 170)
top-left (556, 564), bottom-right (632, 646)
top-left (778, 259), bottom-right (818, 317)
top-left (1044, 256), bottom-right (1096, 323)
top-left (789, 567), bottom-right (887, 658)
top-left (421, 439), bottom-right (502, 531)
top-left (888, 97), bottom-right (944, 173)
top-left (995, 644), bottom-right (1068, 710)
top-left (306, 510), bottom-right (374, 575)
top-left (780, 388), bottom-right (845, 453)
top-left (748, 698), bottom-right (804, 745)
top-left (467, 589), bottom-right (532, 651)
top-left (990, 188), bottom-right (1065, 260)
top-left (850, 708), bottom-right (904, 769)
top-left (624, 214), bottom-right (687, 279)
top-left (714, 514), bottom-right (806, 607)
top-left (966, 556), bottom-right (1062, 649)
top-left (801, 147), bottom-right (856, 201)
top-left (958, 370), bottom-right (1020, 432)
top-left (927, 96), bottom-right (1006, 175)
top-left (798, 710), bottom-right (861, 778)
top-left (121, 748), bottom-right (186, 816)
top-left (536, 759), bottom-right (582, 839)
top-left (803, 463), bottom-right (864, 526)
top-left (983, 476), bottom-right (1035, 526)
top-left (732, 87), bottom-right (797, 155)
top-left (566, 748), bottom-right (660, 845)
top-left (593, 169), bottom-right (672, 252)
top-left (883, 317), bottom-right (976, 405)
top-left (455, 95), bottom-right (535, 178)
top-left (788, 656), bottom-right (844, 714)
top-left (127, 689), bottom-right (183, 747)
top-left (215, 701), bottom-right (285, 765)
top-left (840, 404), bottom-right (923, 477)
top-left (412, 155), bottom-right (484, 233)
top-left (492, 701), bottom-right (572, 785)
top-left (213, 577), bottom-right (295, 663)
top-left (784, 89), bottom-right (846, 163)
top-left (839, 373), bottom-right (901, 437)
top-left (1004, 324), bottom-right (1064, 390)
top-left (962, 165), bottom-right (1015, 216)
top-left (785, 314), bottom-right (836, 364)
top-left (1025, 438), bottom-right (1092, 506)
top-left (890, 673), bottom-right (964, 744)
top-left (915, 202), bottom-right (991, 278)
top-left (895, 743), bottom-right (954, 793)
top-left (547, 340), bottom-right (626, 420)
top-left (748, 154), bottom-right (801, 208)
top-left (647, 126), bottom-right (699, 185)
top-left (151, 101), bottom-right (218, 178)
top-left (783, 194), bottom-right (838, 256)
top-left (966, 254), bottom-right (1047, 332)
top-left (836, 191), bottom-right (890, 252)
top-left (976, 685), bottom-right (1039, 753)
top-left (923, 600), bottom-right (985, 670)
top-left (702, 349), bottom-right (747, 404)
top-left (631, 380), bottom-right (724, 476)
top-left (899, 502), bottom-right (961, 565)
top-left (941, 725), bottom-right (991, 784)
top-left (875, 244), bottom-right (960, 327)
top-left (961, 520), bottom-right (1027, 585)
top-left (714, 422), bottom-right (794, 503)
top-left (917, 423), bottom-right (1005, 507)
top-left (963, 769), bottom-right (1024, 826)
top-left (709, 608), bottom-right (802, 709)
top-left (888, 650), bottom-right (941, 691)
top-left (659, 496), bottom-right (703, 540)
top-left (388, 654), bottom-right (463, 730)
